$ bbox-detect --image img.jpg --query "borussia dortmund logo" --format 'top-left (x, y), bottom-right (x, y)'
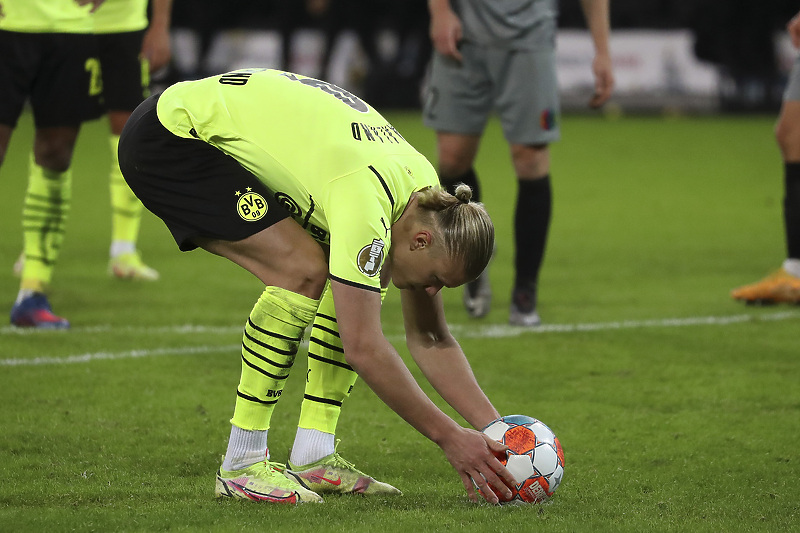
top-left (235, 188), bottom-right (268, 221)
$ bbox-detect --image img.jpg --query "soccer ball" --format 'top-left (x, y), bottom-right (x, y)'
top-left (481, 414), bottom-right (565, 504)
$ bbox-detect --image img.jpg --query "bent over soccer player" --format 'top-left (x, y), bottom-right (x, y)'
top-left (118, 69), bottom-right (517, 504)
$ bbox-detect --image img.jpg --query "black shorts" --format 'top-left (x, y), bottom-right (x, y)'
top-left (0, 30), bottom-right (102, 128)
top-left (96, 30), bottom-right (149, 112)
top-left (118, 94), bottom-right (290, 251)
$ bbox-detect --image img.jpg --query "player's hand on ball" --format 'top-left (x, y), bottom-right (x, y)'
top-left (439, 427), bottom-right (515, 504)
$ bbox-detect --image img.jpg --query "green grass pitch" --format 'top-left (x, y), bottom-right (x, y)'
top-left (1, 109), bottom-right (799, 532)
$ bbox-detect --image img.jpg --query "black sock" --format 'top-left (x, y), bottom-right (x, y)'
top-left (514, 176), bottom-right (552, 289)
top-left (440, 168), bottom-right (480, 203)
top-left (785, 162), bottom-right (800, 259)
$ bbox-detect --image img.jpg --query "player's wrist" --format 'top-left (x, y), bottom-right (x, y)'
top-left (428, 417), bottom-right (463, 447)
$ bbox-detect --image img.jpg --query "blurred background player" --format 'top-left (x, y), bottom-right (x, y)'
top-left (92, 0), bottom-right (172, 280)
top-left (731, 9), bottom-right (800, 304)
top-left (424, 0), bottom-right (614, 326)
top-left (2, 0), bottom-right (105, 329)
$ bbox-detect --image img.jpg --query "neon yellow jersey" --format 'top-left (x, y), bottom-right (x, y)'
top-left (0, 0), bottom-right (94, 33)
top-left (156, 69), bottom-right (439, 292)
top-left (92, 0), bottom-right (148, 33)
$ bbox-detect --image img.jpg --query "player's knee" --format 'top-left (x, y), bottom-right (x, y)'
top-left (293, 248), bottom-right (327, 299)
top-left (437, 148), bottom-right (474, 178)
top-left (775, 110), bottom-right (800, 160)
top-left (777, 122), bottom-right (793, 155)
top-left (511, 144), bottom-right (549, 178)
top-left (33, 144), bottom-right (73, 172)
top-left (439, 159), bottom-right (475, 184)
top-left (0, 126), bottom-right (11, 166)
top-left (280, 239), bottom-right (327, 298)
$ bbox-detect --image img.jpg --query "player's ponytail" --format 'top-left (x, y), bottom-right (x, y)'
top-left (415, 184), bottom-right (494, 281)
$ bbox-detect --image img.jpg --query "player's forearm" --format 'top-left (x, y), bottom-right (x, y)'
top-left (428, 0), bottom-right (453, 17)
top-left (344, 341), bottom-right (461, 445)
top-left (411, 341), bottom-right (500, 430)
top-left (149, 0), bottom-right (172, 30)
top-left (580, 0), bottom-right (611, 55)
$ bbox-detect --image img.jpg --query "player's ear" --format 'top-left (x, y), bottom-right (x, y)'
top-left (412, 230), bottom-right (432, 250)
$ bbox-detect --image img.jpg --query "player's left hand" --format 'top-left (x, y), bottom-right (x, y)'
top-left (589, 51), bottom-right (614, 109)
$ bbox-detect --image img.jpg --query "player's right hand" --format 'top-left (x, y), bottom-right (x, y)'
top-left (439, 426), bottom-right (515, 504)
top-left (75, 0), bottom-right (105, 13)
top-left (429, 2), bottom-right (463, 62)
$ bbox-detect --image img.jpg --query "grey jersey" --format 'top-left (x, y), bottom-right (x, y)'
top-left (455, 0), bottom-right (558, 50)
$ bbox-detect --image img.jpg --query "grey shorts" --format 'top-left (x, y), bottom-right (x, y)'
top-left (785, 55), bottom-right (800, 103)
top-left (423, 42), bottom-right (560, 145)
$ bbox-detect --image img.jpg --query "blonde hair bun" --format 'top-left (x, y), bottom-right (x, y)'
top-left (453, 183), bottom-right (473, 204)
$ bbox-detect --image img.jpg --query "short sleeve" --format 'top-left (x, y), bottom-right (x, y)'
top-left (324, 167), bottom-right (394, 293)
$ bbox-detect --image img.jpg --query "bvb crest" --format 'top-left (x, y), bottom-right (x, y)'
top-left (236, 188), bottom-right (268, 221)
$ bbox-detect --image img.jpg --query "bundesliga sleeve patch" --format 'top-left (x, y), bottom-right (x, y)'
top-left (235, 188), bottom-right (268, 221)
top-left (357, 239), bottom-right (385, 277)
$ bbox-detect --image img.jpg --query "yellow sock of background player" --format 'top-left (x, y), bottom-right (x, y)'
top-left (107, 134), bottom-right (159, 281)
top-left (18, 154), bottom-right (72, 295)
top-left (109, 133), bottom-right (143, 249)
top-left (221, 286), bottom-right (319, 471)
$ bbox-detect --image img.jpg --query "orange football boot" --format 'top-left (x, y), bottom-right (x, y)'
top-left (731, 267), bottom-right (800, 304)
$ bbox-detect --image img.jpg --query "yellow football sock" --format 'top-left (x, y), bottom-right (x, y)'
top-left (109, 134), bottom-right (143, 245)
top-left (20, 154), bottom-right (72, 292)
top-left (231, 286), bottom-right (320, 431)
top-left (297, 284), bottom-right (387, 434)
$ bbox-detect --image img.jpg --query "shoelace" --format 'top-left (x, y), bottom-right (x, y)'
top-left (329, 453), bottom-right (359, 471)
top-left (263, 460), bottom-right (289, 472)
top-left (329, 440), bottom-right (361, 472)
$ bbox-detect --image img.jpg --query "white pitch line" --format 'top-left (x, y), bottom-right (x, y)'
top-left (0, 344), bottom-right (241, 367)
top-left (0, 323), bottom-right (244, 336)
top-left (2, 310), bottom-right (798, 367)
top-left (447, 309), bottom-right (800, 338)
